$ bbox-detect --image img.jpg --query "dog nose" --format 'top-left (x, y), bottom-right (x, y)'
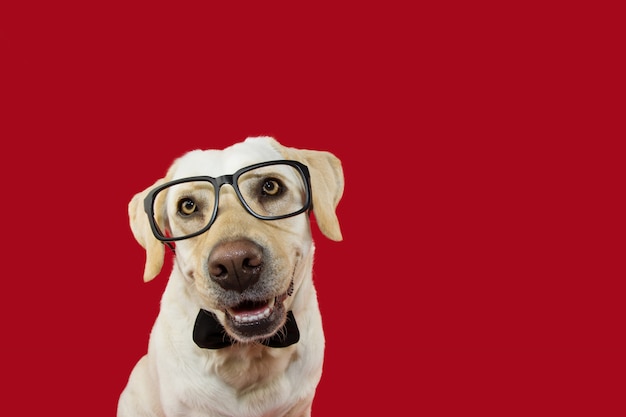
top-left (207, 239), bottom-right (263, 292)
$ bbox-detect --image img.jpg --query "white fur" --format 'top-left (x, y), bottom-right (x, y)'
top-left (118, 137), bottom-right (343, 417)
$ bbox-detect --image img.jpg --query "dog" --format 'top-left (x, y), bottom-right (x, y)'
top-left (118, 136), bottom-right (344, 417)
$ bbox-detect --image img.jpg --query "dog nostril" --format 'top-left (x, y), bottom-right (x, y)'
top-left (243, 257), bottom-right (261, 269)
top-left (210, 264), bottom-right (228, 279)
top-left (208, 239), bottom-right (264, 292)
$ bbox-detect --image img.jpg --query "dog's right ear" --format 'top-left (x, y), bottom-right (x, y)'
top-left (128, 178), bottom-right (167, 282)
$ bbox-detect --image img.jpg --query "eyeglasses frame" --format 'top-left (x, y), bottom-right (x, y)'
top-left (143, 159), bottom-right (312, 242)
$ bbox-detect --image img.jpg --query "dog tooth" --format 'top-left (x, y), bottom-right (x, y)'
top-left (232, 305), bottom-right (272, 324)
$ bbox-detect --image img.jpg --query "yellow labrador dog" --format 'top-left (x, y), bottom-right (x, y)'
top-left (118, 137), bottom-right (343, 417)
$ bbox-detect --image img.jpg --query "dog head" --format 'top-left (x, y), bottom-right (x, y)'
top-left (128, 136), bottom-right (343, 343)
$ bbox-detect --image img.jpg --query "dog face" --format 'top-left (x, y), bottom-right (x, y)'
top-left (128, 137), bottom-right (343, 343)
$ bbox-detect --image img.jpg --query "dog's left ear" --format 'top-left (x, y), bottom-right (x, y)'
top-left (269, 138), bottom-right (344, 241)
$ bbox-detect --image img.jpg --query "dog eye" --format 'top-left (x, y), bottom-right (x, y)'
top-left (178, 198), bottom-right (197, 216)
top-left (262, 178), bottom-right (283, 196)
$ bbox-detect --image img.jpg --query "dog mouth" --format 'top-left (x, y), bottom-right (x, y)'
top-left (227, 296), bottom-right (279, 324)
top-left (223, 285), bottom-right (292, 340)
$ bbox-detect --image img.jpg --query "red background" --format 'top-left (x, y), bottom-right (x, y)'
top-left (1, 1), bottom-right (623, 415)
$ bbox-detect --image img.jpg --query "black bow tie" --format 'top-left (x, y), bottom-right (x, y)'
top-left (193, 309), bottom-right (300, 349)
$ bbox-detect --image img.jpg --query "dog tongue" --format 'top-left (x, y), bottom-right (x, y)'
top-left (229, 300), bottom-right (273, 324)
top-left (231, 299), bottom-right (270, 315)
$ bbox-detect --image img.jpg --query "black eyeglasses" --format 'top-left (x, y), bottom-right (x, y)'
top-left (144, 160), bottom-right (312, 242)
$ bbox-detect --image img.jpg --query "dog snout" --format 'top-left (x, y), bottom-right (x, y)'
top-left (208, 239), bottom-right (263, 292)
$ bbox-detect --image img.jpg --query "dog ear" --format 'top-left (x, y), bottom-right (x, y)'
top-left (128, 177), bottom-right (168, 282)
top-left (270, 138), bottom-right (345, 241)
